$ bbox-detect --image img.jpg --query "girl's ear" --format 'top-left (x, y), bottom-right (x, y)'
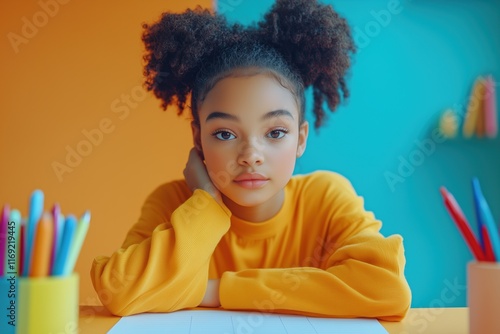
top-left (190, 121), bottom-right (204, 158)
top-left (296, 121), bottom-right (309, 158)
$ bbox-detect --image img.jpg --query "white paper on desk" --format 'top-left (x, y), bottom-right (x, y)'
top-left (107, 309), bottom-right (388, 334)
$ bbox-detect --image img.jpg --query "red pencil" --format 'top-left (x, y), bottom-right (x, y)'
top-left (19, 224), bottom-right (25, 276)
top-left (440, 187), bottom-right (486, 261)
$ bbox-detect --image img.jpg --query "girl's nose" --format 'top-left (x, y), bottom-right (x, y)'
top-left (237, 140), bottom-right (264, 167)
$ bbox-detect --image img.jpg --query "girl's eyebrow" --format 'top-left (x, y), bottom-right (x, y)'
top-left (205, 109), bottom-right (294, 123)
top-left (261, 109), bottom-right (294, 121)
top-left (205, 111), bottom-right (238, 122)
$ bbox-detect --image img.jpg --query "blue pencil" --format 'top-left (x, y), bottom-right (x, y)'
top-left (23, 190), bottom-right (44, 276)
top-left (52, 215), bottom-right (77, 276)
top-left (473, 179), bottom-right (500, 261)
top-left (63, 210), bottom-right (90, 275)
top-left (471, 178), bottom-right (485, 249)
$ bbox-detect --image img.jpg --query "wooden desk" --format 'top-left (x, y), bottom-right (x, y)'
top-left (78, 306), bottom-right (468, 333)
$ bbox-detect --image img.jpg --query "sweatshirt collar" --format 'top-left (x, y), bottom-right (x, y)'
top-left (228, 184), bottom-right (292, 240)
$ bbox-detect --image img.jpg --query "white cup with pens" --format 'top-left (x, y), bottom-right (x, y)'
top-left (0, 190), bottom-right (90, 334)
top-left (441, 177), bottom-right (500, 334)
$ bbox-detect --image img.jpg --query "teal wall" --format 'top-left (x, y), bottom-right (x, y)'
top-left (218, 0), bottom-right (500, 307)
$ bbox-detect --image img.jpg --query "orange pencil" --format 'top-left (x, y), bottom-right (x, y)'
top-left (30, 213), bottom-right (54, 277)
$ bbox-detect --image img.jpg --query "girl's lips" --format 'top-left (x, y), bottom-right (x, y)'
top-left (233, 179), bottom-right (269, 189)
top-left (233, 173), bottom-right (269, 189)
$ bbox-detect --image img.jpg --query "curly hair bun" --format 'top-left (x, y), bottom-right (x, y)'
top-left (256, 0), bottom-right (356, 127)
top-left (142, 1), bottom-right (356, 128)
top-left (142, 7), bottom-right (244, 113)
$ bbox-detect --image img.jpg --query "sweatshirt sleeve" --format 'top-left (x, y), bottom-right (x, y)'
top-left (219, 172), bottom-right (411, 321)
top-left (90, 185), bottom-right (231, 316)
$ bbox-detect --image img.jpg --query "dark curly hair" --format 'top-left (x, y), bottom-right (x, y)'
top-left (142, 0), bottom-right (356, 129)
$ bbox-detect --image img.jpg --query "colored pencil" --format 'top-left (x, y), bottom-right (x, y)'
top-left (63, 210), bottom-right (91, 275)
top-left (30, 213), bottom-right (54, 277)
top-left (52, 215), bottom-right (77, 276)
top-left (472, 180), bottom-right (500, 261)
top-left (481, 225), bottom-right (496, 261)
top-left (472, 179), bottom-right (485, 244)
top-left (19, 223), bottom-right (25, 276)
top-left (440, 187), bottom-right (486, 261)
top-left (50, 203), bottom-right (61, 273)
top-left (23, 189), bottom-right (44, 276)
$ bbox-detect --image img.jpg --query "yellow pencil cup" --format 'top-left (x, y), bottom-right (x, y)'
top-left (468, 261), bottom-right (500, 334)
top-left (18, 274), bottom-right (79, 334)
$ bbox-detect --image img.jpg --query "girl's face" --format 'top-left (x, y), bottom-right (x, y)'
top-left (193, 73), bottom-right (308, 220)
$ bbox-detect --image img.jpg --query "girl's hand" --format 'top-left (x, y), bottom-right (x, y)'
top-left (183, 147), bottom-right (223, 205)
top-left (199, 279), bottom-right (221, 307)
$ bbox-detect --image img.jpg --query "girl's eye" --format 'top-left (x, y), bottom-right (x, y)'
top-left (213, 130), bottom-right (236, 141)
top-left (267, 129), bottom-right (288, 139)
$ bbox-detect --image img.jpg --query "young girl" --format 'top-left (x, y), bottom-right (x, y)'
top-left (91, 0), bottom-right (411, 321)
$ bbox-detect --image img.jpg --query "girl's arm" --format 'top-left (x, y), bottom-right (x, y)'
top-left (91, 186), bottom-right (230, 316)
top-left (219, 231), bottom-right (410, 321)
top-left (217, 172), bottom-right (411, 321)
top-left (91, 148), bottom-right (229, 316)
top-left (200, 279), bottom-right (221, 307)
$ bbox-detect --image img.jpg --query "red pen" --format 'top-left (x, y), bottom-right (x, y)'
top-left (440, 187), bottom-right (486, 262)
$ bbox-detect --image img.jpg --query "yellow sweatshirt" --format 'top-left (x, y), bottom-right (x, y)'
top-left (91, 171), bottom-right (411, 321)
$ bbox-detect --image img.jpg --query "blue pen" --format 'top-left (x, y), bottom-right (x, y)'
top-left (23, 189), bottom-right (44, 276)
top-left (52, 215), bottom-right (77, 276)
top-left (473, 179), bottom-right (500, 261)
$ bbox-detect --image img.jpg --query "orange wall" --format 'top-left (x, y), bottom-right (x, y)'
top-left (0, 0), bottom-right (212, 305)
